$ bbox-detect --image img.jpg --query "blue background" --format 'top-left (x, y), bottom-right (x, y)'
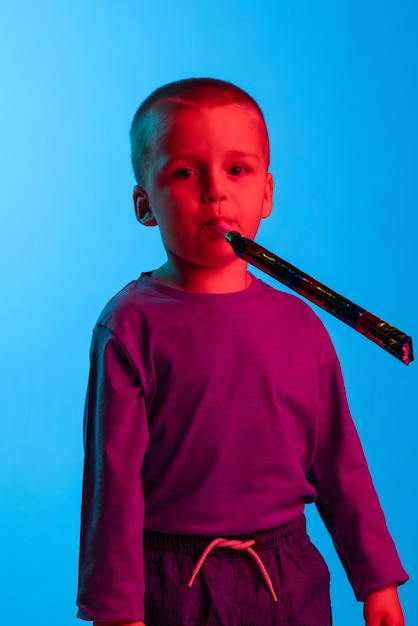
top-left (1, 1), bottom-right (416, 624)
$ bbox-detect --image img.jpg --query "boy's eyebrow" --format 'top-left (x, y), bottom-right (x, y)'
top-left (164, 150), bottom-right (262, 162)
top-left (224, 150), bottom-right (262, 161)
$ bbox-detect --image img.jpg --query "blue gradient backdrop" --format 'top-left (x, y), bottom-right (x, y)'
top-left (1, 2), bottom-right (416, 624)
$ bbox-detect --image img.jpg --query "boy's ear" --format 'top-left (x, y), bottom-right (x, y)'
top-left (261, 173), bottom-right (274, 219)
top-left (133, 185), bottom-right (158, 226)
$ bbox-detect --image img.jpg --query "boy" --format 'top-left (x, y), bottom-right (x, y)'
top-left (77, 78), bottom-right (408, 625)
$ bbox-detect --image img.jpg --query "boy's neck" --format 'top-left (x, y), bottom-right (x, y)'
top-left (151, 258), bottom-right (252, 294)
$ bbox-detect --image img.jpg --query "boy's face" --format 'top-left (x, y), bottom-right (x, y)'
top-left (134, 104), bottom-right (273, 270)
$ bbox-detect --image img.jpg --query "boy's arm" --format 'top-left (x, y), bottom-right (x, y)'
top-left (363, 585), bottom-right (404, 626)
top-left (310, 323), bottom-right (408, 601)
top-left (78, 324), bottom-right (150, 621)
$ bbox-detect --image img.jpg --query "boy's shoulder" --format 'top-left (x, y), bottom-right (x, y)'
top-left (258, 278), bottom-right (328, 329)
top-left (96, 273), bottom-right (166, 328)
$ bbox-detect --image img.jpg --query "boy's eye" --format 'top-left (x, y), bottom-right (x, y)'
top-left (228, 165), bottom-right (247, 176)
top-left (174, 168), bottom-right (195, 179)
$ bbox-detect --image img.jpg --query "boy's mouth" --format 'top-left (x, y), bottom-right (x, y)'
top-left (213, 220), bottom-right (234, 236)
top-left (205, 219), bottom-right (234, 237)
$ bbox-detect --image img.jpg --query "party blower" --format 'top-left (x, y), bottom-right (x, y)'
top-left (215, 221), bottom-right (413, 366)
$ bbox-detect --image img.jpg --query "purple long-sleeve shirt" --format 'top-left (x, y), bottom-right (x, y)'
top-left (77, 274), bottom-right (408, 621)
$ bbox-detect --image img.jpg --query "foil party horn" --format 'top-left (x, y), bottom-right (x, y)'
top-left (215, 221), bottom-right (413, 365)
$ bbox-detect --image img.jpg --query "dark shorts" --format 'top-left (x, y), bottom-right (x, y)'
top-left (143, 516), bottom-right (332, 626)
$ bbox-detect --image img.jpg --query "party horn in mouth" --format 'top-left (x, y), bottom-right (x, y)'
top-left (215, 221), bottom-right (413, 365)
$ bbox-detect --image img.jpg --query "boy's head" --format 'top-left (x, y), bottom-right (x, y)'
top-left (129, 78), bottom-right (273, 283)
top-left (130, 77), bottom-right (270, 188)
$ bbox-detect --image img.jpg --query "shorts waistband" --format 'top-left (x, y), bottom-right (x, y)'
top-left (143, 515), bottom-right (307, 555)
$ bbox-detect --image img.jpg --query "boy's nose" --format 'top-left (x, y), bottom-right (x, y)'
top-left (204, 191), bottom-right (227, 203)
top-left (202, 173), bottom-right (227, 204)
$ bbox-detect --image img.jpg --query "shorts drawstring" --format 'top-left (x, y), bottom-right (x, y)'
top-left (187, 537), bottom-right (278, 602)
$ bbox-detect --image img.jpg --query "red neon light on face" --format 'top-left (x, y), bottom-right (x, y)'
top-left (142, 105), bottom-right (273, 271)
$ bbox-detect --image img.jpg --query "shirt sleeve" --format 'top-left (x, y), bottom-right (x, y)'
top-left (77, 324), bottom-right (150, 621)
top-left (310, 323), bottom-right (408, 601)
